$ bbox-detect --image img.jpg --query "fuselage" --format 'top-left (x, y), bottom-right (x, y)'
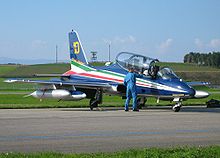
top-left (67, 63), bottom-right (196, 100)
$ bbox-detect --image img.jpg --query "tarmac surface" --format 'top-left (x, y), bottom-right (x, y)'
top-left (0, 106), bottom-right (220, 153)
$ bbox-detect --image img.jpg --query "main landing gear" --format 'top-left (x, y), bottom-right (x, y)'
top-left (89, 89), bottom-right (102, 111)
top-left (89, 98), bottom-right (98, 110)
top-left (137, 97), bottom-right (147, 109)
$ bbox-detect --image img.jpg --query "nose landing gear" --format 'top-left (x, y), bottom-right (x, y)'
top-left (172, 102), bottom-right (182, 112)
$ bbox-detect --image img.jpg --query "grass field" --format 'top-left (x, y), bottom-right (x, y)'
top-left (0, 65), bottom-right (18, 76)
top-left (1, 62), bottom-right (220, 77)
top-left (0, 78), bottom-right (37, 90)
top-left (0, 63), bottom-right (70, 77)
top-left (1, 62), bottom-right (220, 84)
top-left (159, 62), bottom-right (220, 72)
top-left (1, 74), bottom-right (219, 109)
top-left (0, 90), bottom-right (219, 109)
top-left (1, 146), bottom-right (220, 158)
top-left (0, 62), bottom-right (220, 109)
top-left (1, 61), bottom-right (220, 90)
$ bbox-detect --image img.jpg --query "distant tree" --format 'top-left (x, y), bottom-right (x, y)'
top-left (188, 52), bottom-right (195, 63)
top-left (184, 54), bottom-right (189, 63)
top-left (183, 51), bottom-right (220, 67)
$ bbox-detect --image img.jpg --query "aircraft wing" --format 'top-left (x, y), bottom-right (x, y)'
top-left (4, 78), bottom-right (111, 88)
top-left (33, 74), bottom-right (70, 77)
top-left (187, 81), bottom-right (210, 86)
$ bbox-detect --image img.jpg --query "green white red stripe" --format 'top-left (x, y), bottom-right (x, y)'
top-left (64, 59), bottom-right (186, 93)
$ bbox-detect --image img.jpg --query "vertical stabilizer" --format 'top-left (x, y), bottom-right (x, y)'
top-left (69, 30), bottom-right (88, 65)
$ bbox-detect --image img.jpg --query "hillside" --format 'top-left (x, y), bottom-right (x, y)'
top-left (159, 62), bottom-right (220, 84)
top-left (0, 62), bottom-right (219, 84)
top-left (0, 63), bottom-right (70, 77)
top-left (159, 62), bottom-right (220, 72)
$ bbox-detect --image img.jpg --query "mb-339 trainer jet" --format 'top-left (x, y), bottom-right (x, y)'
top-left (5, 30), bottom-right (209, 112)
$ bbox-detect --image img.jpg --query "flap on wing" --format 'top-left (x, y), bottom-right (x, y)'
top-left (4, 78), bottom-right (111, 88)
top-left (34, 74), bottom-right (70, 77)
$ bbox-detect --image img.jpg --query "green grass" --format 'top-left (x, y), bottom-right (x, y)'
top-left (1, 62), bottom-right (220, 83)
top-left (0, 84), bottom-right (219, 109)
top-left (0, 65), bottom-right (18, 75)
top-left (1, 62), bottom-right (219, 77)
top-left (0, 63), bottom-right (70, 77)
top-left (0, 94), bottom-right (125, 109)
top-left (183, 93), bottom-right (220, 105)
top-left (0, 90), bottom-right (219, 109)
top-left (192, 85), bottom-right (220, 92)
top-left (0, 62), bottom-right (220, 109)
top-left (177, 71), bottom-right (220, 84)
top-left (159, 62), bottom-right (220, 72)
top-left (1, 146), bottom-right (220, 158)
top-left (0, 78), bottom-right (36, 90)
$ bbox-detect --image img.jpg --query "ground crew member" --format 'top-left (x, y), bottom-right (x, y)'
top-left (124, 67), bottom-right (143, 111)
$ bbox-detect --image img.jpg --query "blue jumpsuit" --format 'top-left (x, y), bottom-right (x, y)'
top-left (124, 72), bottom-right (143, 111)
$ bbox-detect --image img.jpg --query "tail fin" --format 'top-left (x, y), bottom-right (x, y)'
top-left (69, 30), bottom-right (88, 65)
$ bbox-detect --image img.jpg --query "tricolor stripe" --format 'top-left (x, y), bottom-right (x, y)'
top-left (64, 60), bottom-right (187, 93)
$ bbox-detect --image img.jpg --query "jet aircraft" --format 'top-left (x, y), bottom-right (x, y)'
top-left (5, 30), bottom-right (210, 112)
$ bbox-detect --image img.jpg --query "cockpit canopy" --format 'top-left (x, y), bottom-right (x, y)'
top-left (116, 52), bottom-right (157, 73)
top-left (116, 52), bottom-right (179, 80)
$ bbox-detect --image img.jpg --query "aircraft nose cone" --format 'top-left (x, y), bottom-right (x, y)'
top-left (194, 90), bottom-right (210, 98)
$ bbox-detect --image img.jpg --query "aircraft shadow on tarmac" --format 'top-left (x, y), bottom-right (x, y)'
top-left (180, 107), bottom-right (220, 113)
top-left (59, 106), bottom-right (220, 113)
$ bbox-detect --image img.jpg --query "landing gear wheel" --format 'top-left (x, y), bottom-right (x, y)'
top-left (89, 98), bottom-right (98, 111)
top-left (172, 106), bottom-right (181, 112)
top-left (172, 102), bottom-right (182, 112)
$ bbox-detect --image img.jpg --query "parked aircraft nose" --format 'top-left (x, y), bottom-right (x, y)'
top-left (194, 90), bottom-right (210, 98)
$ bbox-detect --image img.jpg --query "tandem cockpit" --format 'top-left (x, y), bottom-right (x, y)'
top-left (115, 52), bottom-right (179, 80)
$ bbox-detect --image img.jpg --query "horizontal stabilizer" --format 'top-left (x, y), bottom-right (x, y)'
top-left (187, 81), bottom-right (210, 86)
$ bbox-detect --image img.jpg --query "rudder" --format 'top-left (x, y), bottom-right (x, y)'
top-left (69, 30), bottom-right (88, 65)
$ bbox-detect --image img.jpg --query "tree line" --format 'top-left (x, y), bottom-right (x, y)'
top-left (184, 52), bottom-right (220, 67)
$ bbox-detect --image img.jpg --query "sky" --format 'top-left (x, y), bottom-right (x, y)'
top-left (0, 0), bottom-right (220, 63)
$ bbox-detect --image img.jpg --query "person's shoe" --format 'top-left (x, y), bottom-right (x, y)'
top-left (125, 109), bottom-right (129, 112)
top-left (133, 109), bottom-right (139, 112)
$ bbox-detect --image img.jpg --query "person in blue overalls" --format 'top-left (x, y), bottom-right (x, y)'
top-left (124, 67), bottom-right (143, 112)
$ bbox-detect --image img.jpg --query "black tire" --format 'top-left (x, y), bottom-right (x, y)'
top-left (172, 106), bottom-right (181, 112)
top-left (89, 98), bottom-right (98, 111)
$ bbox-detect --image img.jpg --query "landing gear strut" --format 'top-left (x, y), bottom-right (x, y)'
top-left (89, 98), bottom-right (98, 110)
top-left (137, 97), bottom-right (147, 109)
top-left (172, 102), bottom-right (182, 112)
top-left (89, 89), bottom-right (102, 111)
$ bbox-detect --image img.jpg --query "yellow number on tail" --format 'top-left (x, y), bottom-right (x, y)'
top-left (73, 42), bottom-right (80, 54)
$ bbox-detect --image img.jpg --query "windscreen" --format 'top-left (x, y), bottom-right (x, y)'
top-left (157, 67), bottom-right (179, 79)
